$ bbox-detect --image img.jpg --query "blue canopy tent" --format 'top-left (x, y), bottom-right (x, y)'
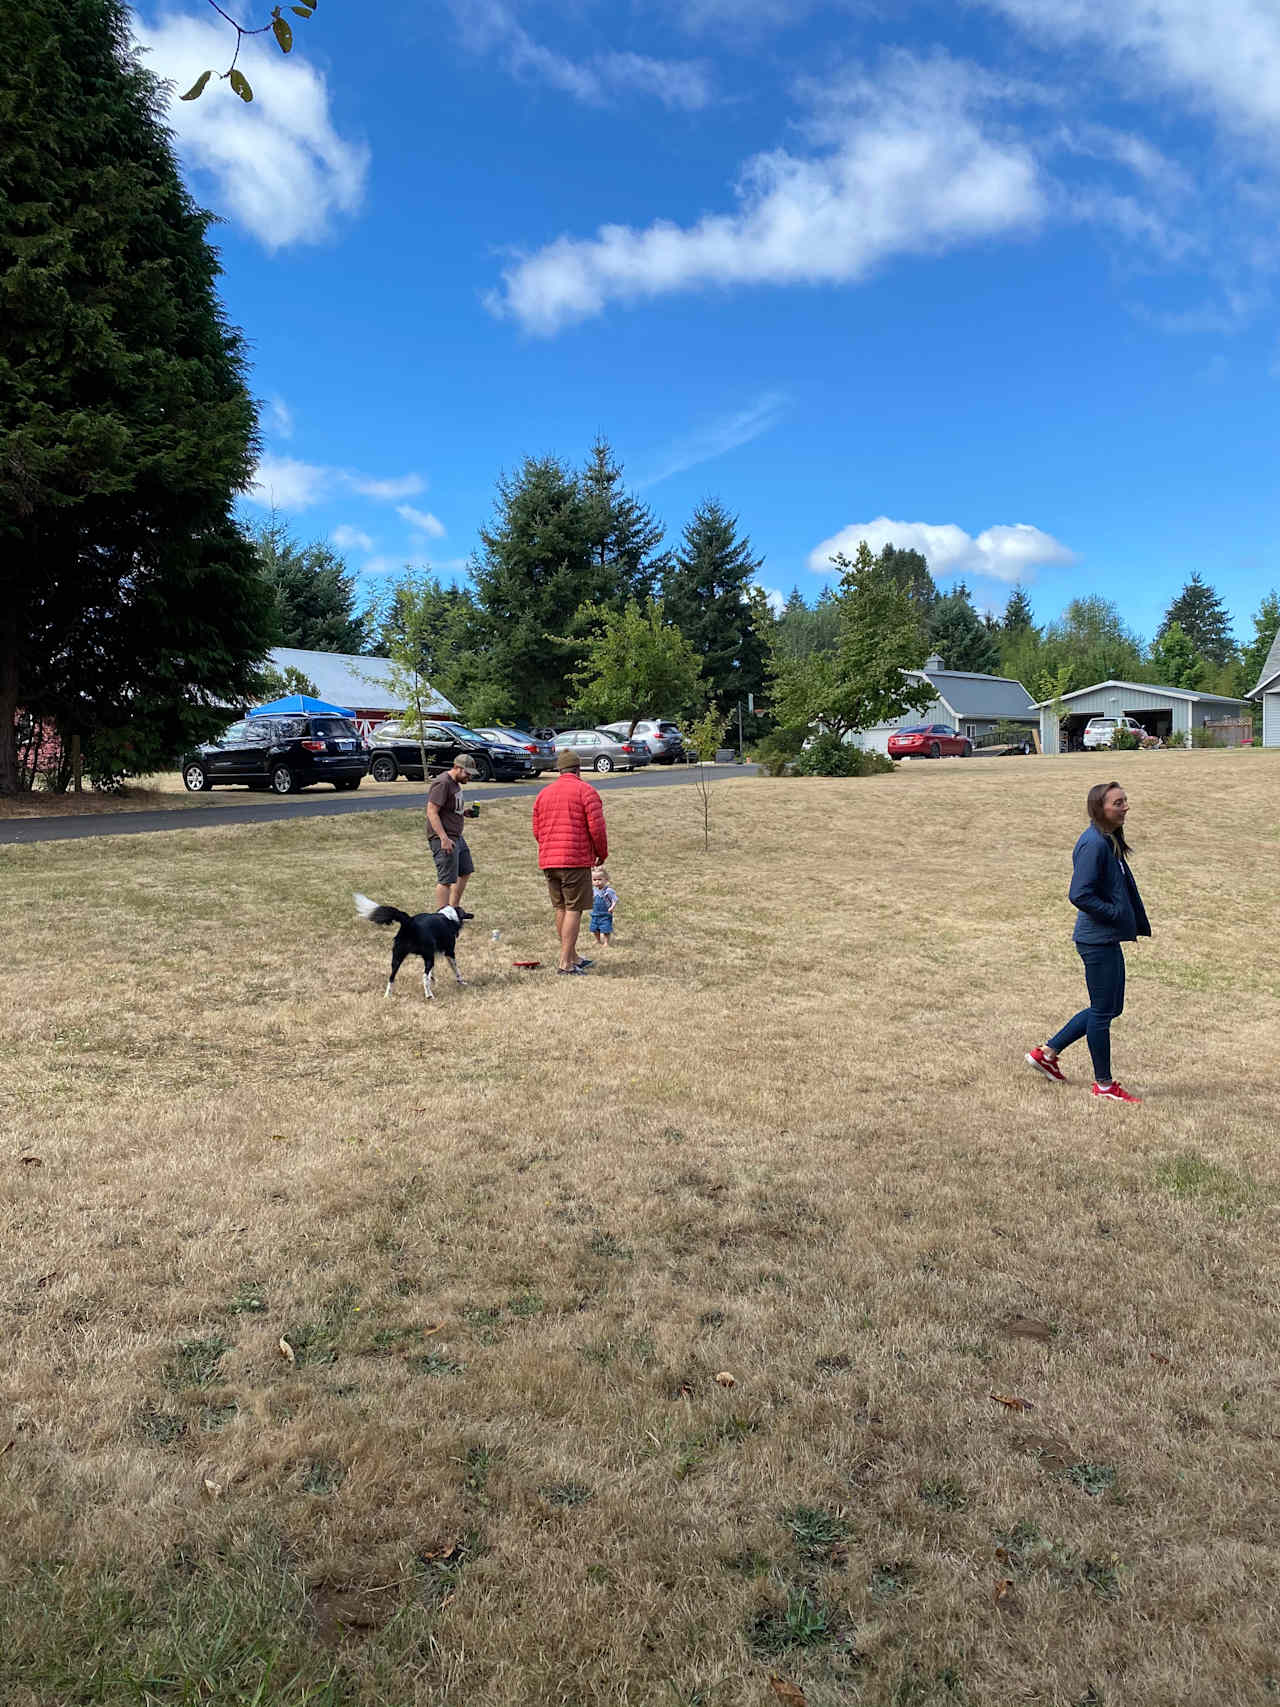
top-left (250, 693), bottom-right (355, 718)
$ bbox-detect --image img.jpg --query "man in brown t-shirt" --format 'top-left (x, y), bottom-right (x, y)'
top-left (426, 753), bottom-right (478, 913)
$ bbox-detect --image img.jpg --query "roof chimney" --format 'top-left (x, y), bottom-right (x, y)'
top-left (924, 653), bottom-right (944, 672)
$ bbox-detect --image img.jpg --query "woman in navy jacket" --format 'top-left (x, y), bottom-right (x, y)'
top-left (1027, 781), bottom-right (1150, 1103)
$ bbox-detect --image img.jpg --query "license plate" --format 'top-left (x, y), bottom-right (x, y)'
top-left (336, 740), bottom-right (354, 751)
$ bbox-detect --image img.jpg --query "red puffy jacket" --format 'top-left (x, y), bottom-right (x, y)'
top-left (531, 772), bottom-right (608, 869)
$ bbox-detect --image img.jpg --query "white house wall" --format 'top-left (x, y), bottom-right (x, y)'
top-left (852, 696), bottom-right (949, 753)
top-left (1264, 691), bottom-right (1280, 747)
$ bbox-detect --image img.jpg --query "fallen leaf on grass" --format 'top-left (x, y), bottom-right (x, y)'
top-left (33, 1272), bottom-right (58, 1289)
top-left (991, 1578), bottom-right (1023, 1617)
top-left (770, 1677), bottom-right (807, 1706)
top-left (990, 1392), bottom-right (1035, 1412)
top-left (1, 1439), bottom-right (15, 1458)
top-left (19, 1156), bottom-right (42, 1167)
top-left (1149, 1353), bottom-right (1176, 1369)
top-left (1002, 1315), bottom-right (1052, 1343)
top-left (279, 1337), bottom-right (296, 1364)
top-left (715, 1371), bottom-right (736, 1388)
top-left (202, 1477), bottom-right (222, 1498)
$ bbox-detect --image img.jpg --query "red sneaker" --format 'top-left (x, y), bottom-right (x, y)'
top-left (1026, 1047), bottom-right (1067, 1083)
top-left (1091, 1082), bottom-right (1142, 1104)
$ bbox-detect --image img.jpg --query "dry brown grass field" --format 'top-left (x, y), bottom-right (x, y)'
top-left (1, 751), bottom-right (1277, 1707)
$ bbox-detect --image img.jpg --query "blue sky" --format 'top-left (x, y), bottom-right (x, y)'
top-left (134, 0), bottom-right (1280, 647)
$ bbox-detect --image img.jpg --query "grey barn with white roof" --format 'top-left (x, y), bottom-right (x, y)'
top-left (1034, 678), bottom-right (1252, 754)
top-left (1248, 629), bottom-right (1280, 747)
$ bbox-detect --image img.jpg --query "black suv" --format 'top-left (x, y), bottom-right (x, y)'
top-left (366, 720), bottom-right (535, 783)
top-left (181, 715), bottom-right (369, 794)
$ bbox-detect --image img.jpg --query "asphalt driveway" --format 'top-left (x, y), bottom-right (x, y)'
top-left (0, 764), bottom-right (759, 845)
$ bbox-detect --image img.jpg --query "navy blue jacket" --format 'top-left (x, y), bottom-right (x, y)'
top-left (1068, 823), bottom-right (1151, 945)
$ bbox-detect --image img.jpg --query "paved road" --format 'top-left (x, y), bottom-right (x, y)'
top-left (0, 763), bottom-right (760, 845)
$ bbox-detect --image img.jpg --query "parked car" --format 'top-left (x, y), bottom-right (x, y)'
top-left (1082, 715), bottom-right (1146, 750)
top-left (366, 720), bottom-right (535, 783)
top-left (887, 723), bottom-right (973, 760)
top-left (597, 719), bottom-right (688, 763)
top-left (552, 729), bottom-right (652, 772)
top-left (476, 727), bottom-right (555, 775)
top-left (181, 715), bottom-right (369, 794)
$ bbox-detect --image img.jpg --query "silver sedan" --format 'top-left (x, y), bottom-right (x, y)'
top-left (552, 729), bottom-right (653, 773)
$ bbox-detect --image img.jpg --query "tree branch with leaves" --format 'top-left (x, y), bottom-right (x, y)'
top-left (180, 0), bottom-right (319, 104)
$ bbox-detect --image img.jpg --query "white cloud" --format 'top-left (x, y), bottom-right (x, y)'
top-left (757, 584), bottom-right (787, 615)
top-left (359, 556), bottom-right (401, 578)
top-left (350, 473), bottom-right (427, 501)
top-left (266, 395), bottom-right (294, 439)
top-left (488, 54), bottom-right (1044, 334)
top-left (332, 525), bottom-right (374, 552)
top-left (245, 462), bottom-right (430, 511)
top-left (807, 517), bottom-right (1076, 584)
top-left (638, 392), bottom-right (789, 486)
top-left (397, 504), bottom-right (447, 538)
top-left (980, 0), bottom-right (1280, 145)
top-left (134, 11), bottom-right (369, 249)
top-left (246, 455), bottom-right (329, 510)
top-left (451, 0), bottom-right (711, 109)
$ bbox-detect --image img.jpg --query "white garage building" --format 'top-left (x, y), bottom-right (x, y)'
top-left (1247, 631), bottom-right (1280, 746)
top-left (1035, 678), bottom-right (1252, 754)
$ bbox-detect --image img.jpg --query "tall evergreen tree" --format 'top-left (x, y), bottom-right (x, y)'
top-left (580, 437), bottom-right (669, 604)
top-left (470, 456), bottom-right (602, 722)
top-left (1240, 589), bottom-right (1279, 689)
top-left (1002, 584), bottom-right (1036, 634)
top-left (1161, 572), bottom-right (1235, 666)
top-left (876, 545), bottom-right (937, 621)
top-left (927, 583), bottom-right (1001, 674)
top-left (1, 0), bottom-right (274, 791)
top-left (662, 499), bottom-right (768, 714)
top-left (250, 516), bottom-right (372, 654)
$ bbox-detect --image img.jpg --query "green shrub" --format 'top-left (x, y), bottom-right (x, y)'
top-left (791, 735), bottom-right (894, 778)
top-left (1109, 724), bottom-right (1141, 751)
top-left (1190, 726), bottom-right (1219, 749)
top-left (1162, 730), bottom-right (1188, 749)
top-left (752, 726), bottom-right (807, 777)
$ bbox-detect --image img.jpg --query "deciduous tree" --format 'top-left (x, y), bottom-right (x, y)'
top-left (566, 599), bottom-right (704, 729)
top-left (1147, 620), bottom-right (1206, 690)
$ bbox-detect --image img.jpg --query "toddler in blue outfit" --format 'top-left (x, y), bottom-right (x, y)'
top-left (588, 866), bottom-right (617, 947)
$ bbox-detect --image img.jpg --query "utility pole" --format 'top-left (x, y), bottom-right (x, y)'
top-left (737, 699), bottom-right (743, 762)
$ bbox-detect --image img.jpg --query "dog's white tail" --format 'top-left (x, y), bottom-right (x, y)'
top-left (354, 893), bottom-right (381, 920)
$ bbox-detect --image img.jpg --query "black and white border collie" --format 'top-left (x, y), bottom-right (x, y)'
top-left (354, 895), bottom-right (466, 1001)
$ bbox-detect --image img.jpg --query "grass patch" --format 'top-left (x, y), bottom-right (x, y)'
top-left (3, 758), bottom-right (1277, 1705)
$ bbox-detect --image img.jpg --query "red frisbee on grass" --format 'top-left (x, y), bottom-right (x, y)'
top-left (512, 960), bottom-right (541, 969)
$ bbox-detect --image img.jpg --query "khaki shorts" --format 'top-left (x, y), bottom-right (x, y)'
top-left (543, 867), bottom-right (592, 912)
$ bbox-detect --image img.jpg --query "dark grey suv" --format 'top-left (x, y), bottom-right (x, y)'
top-left (181, 716), bottom-right (368, 793)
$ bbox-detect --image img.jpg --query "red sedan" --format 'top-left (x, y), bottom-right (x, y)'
top-left (888, 723), bottom-right (973, 759)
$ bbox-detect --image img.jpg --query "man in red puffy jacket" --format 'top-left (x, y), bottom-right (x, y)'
top-left (532, 749), bottom-right (609, 974)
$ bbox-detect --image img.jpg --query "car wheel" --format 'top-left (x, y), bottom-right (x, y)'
top-left (1019, 740), bottom-right (1031, 756)
top-left (182, 763), bottom-right (209, 792)
top-left (594, 755), bottom-right (614, 773)
top-left (269, 764), bottom-right (297, 795)
top-left (472, 753), bottom-right (493, 782)
top-left (961, 742), bottom-right (972, 758)
top-left (369, 755), bottom-right (397, 783)
top-left (929, 742), bottom-right (941, 759)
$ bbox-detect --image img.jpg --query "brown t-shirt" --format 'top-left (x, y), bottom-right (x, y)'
top-left (427, 771), bottom-right (464, 838)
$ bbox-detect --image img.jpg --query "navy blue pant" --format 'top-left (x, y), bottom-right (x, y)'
top-left (1048, 943), bottom-right (1125, 1084)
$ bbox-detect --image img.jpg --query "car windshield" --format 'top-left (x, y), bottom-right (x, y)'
top-left (899, 725), bottom-right (929, 734)
top-left (442, 722), bottom-right (485, 743)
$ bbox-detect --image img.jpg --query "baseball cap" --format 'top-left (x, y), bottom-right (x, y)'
top-left (555, 749), bottom-right (581, 771)
top-left (452, 753), bottom-right (478, 774)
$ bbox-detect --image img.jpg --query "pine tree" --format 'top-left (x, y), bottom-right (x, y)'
top-left (1161, 573), bottom-right (1235, 666)
top-left (470, 456), bottom-right (598, 722)
top-left (662, 500), bottom-right (768, 715)
top-left (580, 437), bottom-right (669, 604)
top-left (1002, 584), bottom-right (1036, 634)
top-left (876, 545), bottom-right (937, 620)
top-left (927, 583), bottom-right (1001, 674)
top-left (250, 516), bottom-right (373, 654)
top-left (1, 0), bottom-right (274, 791)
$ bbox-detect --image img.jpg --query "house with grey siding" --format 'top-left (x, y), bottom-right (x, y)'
top-left (1247, 630), bottom-right (1280, 747)
top-left (851, 655), bottom-right (1037, 754)
top-left (1034, 679), bottom-right (1252, 754)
